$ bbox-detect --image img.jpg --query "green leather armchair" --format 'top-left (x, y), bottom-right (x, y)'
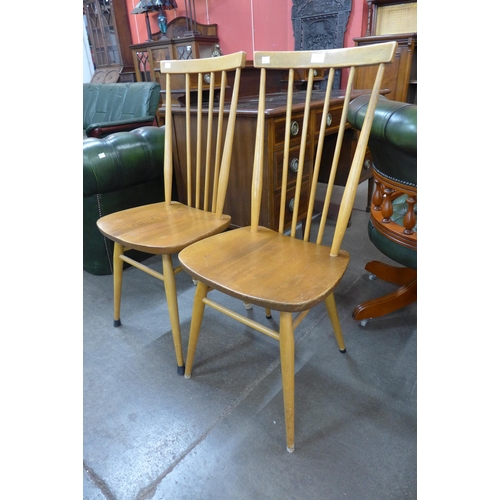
top-left (348, 95), bottom-right (417, 324)
top-left (83, 126), bottom-right (171, 275)
top-left (83, 82), bottom-right (161, 138)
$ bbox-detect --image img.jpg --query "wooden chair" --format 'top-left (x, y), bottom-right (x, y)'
top-left (178, 42), bottom-right (397, 452)
top-left (96, 51), bottom-right (247, 375)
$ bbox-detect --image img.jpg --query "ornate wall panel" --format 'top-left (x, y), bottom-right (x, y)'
top-left (291, 0), bottom-right (352, 89)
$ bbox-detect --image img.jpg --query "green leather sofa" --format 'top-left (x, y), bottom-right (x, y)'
top-left (83, 82), bottom-right (161, 138)
top-left (83, 126), bottom-right (170, 275)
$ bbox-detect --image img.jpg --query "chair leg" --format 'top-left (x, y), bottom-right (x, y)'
top-left (184, 281), bottom-right (209, 379)
top-left (112, 243), bottom-right (124, 327)
top-left (365, 261), bottom-right (416, 286)
top-left (162, 254), bottom-right (185, 375)
top-left (324, 293), bottom-right (346, 353)
top-left (279, 312), bottom-right (295, 453)
top-left (353, 275), bottom-right (417, 321)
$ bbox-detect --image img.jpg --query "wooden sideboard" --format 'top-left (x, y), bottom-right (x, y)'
top-left (353, 33), bottom-right (417, 104)
top-left (171, 89), bottom-right (375, 231)
top-left (131, 17), bottom-right (220, 124)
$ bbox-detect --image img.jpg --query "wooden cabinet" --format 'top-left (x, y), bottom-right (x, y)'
top-left (171, 90), bottom-right (373, 230)
top-left (130, 17), bottom-right (219, 124)
top-left (353, 33), bottom-right (416, 104)
top-left (83, 0), bottom-right (135, 82)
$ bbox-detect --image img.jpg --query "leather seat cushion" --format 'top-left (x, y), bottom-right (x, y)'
top-left (368, 219), bottom-right (417, 270)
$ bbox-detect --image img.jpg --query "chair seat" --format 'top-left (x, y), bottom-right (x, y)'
top-left (97, 201), bottom-right (231, 254)
top-left (179, 226), bottom-right (350, 312)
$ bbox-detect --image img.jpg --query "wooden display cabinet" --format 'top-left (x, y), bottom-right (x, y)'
top-left (130, 17), bottom-right (220, 124)
top-left (83, 0), bottom-right (135, 82)
top-left (353, 0), bottom-right (417, 104)
top-left (353, 32), bottom-right (416, 104)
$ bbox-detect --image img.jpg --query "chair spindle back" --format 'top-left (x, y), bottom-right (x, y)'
top-left (161, 52), bottom-right (246, 216)
top-left (252, 43), bottom-right (397, 255)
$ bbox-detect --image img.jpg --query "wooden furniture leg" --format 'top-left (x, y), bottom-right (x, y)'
top-left (324, 292), bottom-right (346, 353)
top-left (162, 254), bottom-right (185, 375)
top-left (365, 261), bottom-right (416, 286)
top-left (279, 312), bottom-right (295, 453)
top-left (113, 243), bottom-right (125, 327)
top-left (184, 281), bottom-right (209, 379)
top-left (353, 262), bottom-right (417, 321)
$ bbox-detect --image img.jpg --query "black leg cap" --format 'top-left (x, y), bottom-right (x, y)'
top-left (177, 365), bottom-right (185, 376)
top-left (339, 348), bottom-right (347, 354)
top-left (113, 319), bottom-right (121, 327)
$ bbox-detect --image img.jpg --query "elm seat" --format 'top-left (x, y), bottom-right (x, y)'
top-left (347, 95), bottom-right (417, 324)
top-left (83, 82), bottom-right (161, 138)
top-left (83, 127), bottom-right (167, 275)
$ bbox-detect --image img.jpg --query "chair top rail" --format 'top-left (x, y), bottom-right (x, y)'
top-left (160, 51), bottom-right (246, 74)
top-left (253, 42), bottom-right (397, 70)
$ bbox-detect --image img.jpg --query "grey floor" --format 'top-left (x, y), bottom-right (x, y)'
top-left (83, 182), bottom-right (417, 500)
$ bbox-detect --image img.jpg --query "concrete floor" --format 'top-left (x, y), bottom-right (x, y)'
top-left (83, 183), bottom-right (417, 500)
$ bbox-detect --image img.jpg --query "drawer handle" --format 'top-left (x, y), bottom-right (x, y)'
top-left (326, 113), bottom-right (332, 127)
top-left (288, 198), bottom-right (295, 212)
top-left (203, 73), bottom-right (211, 84)
top-left (290, 120), bottom-right (300, 136)
top-left (289, 158), bottom-right (299, 173)
top-left (363, 159), bottom-right (371, 170)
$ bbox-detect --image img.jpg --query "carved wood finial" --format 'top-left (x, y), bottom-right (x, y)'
top-left (381, 188), bottom-right (394, 223)
top-left (372, 178), bottom-right (383, 210)
top-left (403, 195), bottom-right (416, 234)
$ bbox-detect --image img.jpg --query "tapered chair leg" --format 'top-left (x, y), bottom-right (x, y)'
top-left (184, 281), bottom-right (209, 379)
top-left (324, 293), bottom-right (346, 353)
top-left (162, 254), bottom-right (185, 375)
top-left (113, 243), bottom-right (124, 327)
top-left (279, 312), bottom-right (295, 453)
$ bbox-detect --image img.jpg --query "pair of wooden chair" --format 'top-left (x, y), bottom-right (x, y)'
top-left (96, 42), bottom-right (397, 452)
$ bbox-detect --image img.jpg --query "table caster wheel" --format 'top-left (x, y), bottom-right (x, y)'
top-left (368, 274), bottom-right (377, 281)
top-left (360, 319), bottom-right (369, 327)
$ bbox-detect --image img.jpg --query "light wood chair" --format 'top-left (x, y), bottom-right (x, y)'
top-left (178, 42), bottom-right (397, 452)
top-left (96, 51), bottom-right (247, 375)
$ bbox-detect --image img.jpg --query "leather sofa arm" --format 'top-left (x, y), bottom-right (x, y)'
top-left (85, 117), bottom-right (157, 138)
top-left (83, 126), bottom-right (165, 197)
top-left (348, 95), bottom-right (417, 154)
top-left (83, 82), bottom-right (161, 138)
top-left (348, 95), bottom-right (417, 187)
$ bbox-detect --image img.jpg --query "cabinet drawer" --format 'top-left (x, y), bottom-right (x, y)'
top-left (274, 143), bottom-right (313, 191)
top-left (312, 106), bottom-right (344, 137)
top-left (281, 68), bottom-right (326, 82)
top-left (273, 180), bottom-right (310, 229)
top-left (273, 113), bottom-right (306, 148)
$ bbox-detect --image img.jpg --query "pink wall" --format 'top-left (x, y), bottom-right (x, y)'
top-left (128, 0), bottom-right (368, 55)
